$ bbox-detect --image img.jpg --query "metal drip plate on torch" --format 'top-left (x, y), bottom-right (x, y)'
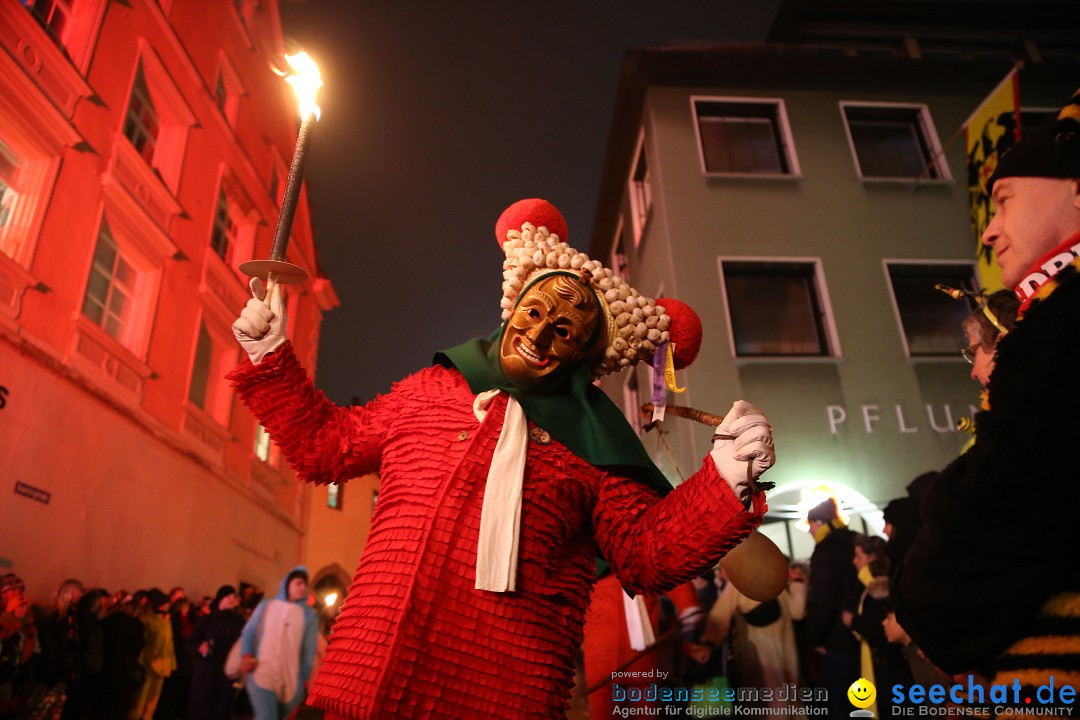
top-left (239, 260), bottom-right (309, 285)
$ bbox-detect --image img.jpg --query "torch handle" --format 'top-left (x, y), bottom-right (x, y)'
top-left (270, 117), bottom-right (314, 262)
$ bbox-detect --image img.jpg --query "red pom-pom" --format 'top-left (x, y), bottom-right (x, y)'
top-left (494, 199), bottom-right (568, 249)
top-left (661, 298), bottom-right (702, 370)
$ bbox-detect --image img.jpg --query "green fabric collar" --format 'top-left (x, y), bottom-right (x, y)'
top-left (434, 329), bottom-right (672, 497)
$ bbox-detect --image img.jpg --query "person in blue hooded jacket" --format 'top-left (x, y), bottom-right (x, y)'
top-left (238, 567), bottom-right (318, 719)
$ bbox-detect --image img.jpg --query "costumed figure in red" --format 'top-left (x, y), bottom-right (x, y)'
top-left (228, 198), bottom-right (776, 719)
top-left (583, 575), bottom-right (703, 718)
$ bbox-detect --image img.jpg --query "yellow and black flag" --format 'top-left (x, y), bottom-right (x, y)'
top-left (964, 68), bottom-right (1021, 292)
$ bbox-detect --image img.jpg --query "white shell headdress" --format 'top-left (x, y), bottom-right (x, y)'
top-left (495, 199), bottom-right (670, 378)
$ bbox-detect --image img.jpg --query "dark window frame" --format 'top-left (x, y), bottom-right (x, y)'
top-left (327, 483), bottom-right (344, 511)
top-left (841, 102), bottom-right (950, 181)
top-left (885, 261), bottom-right (978, 358)
top-left (720, 259), bottom-right (834, 358)
top-left (209, 187), bottom-right (236, 262)
top-left (123, 66), bottom-right (160, 166)
top-left (693, 97), bottom-right (799, 177)
top-left (82, 219), bottom-right (137, 344)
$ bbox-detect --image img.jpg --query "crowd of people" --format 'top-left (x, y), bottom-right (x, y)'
top-left (0, 567), bottom-right (322, 720)
top-left (579, 88), bottom-right (1080, 717)
top-left (581, 513), bottom-right (934, 717)
top-left (4, 80), bottom-right (1075, 720)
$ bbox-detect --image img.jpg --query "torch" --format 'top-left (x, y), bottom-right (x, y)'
top-left (239, 51), bottom-right (324, 304)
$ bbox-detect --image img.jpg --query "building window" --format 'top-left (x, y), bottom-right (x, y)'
top-left (210, 187), bottom-right (237, 262)
top-left (116, 51), bottom-right (197, 196)
top-left (0, 132), bottom-right (61, 266)
top-left (16, 0), bottom-right (108, 74)
top-left (21, 0), bottom-right (71, 45)
top-left (720, 260), bottom-right (833, 357)
top-left (254, 423), bottom-right (272, 462)
top-left (610, 220), bottom-right (628, 280)
top-left (628, 130), bottom-right (651, 247)
top-left (188, 323), bottom-right (212, 408)
top-left (0, 143), bottom-right (18, 239)
top-left (214, 71), bottom-right (228, 116)
top-left (206, 171), bottom-right (258, 275)
top-left (230, 0), bottom-right (256, 47)
top-left (187, 319), bottom-right (233, 425)
top-left (0, 177), bottom-right (13, 230)
top-left (327, 483), bottom-right (344, 510)
top-left (692, 97), bottom-right (799, 176)
top-left (268, 167), bottom-right (280, 206)
top-left (886, 262), bottom-right (976, 356)
top-left (82, 220), bottom-right (136, 344)
top-left (123, 67), bottom-right (159, 166)
top-left (74, 201), bottom-right (171, 364)
top-left (213, 54), bottom-right (245, 127)
top-left (268, 148), bottom-right (286, 206)
top-left (232, 0), bottom-right (247, 29)
top-left (841, 103), bottom-right (950, 181)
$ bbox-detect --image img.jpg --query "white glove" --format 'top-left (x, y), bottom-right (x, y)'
top-left (709, 400), bottom-right (775, 505)
top-left (232, 277), bottom-right (287, 364)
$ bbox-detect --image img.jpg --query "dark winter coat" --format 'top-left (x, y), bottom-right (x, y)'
top-left (33, 607), bottom-right (79, 687)
top-left (186, 607), bottom-right (244, 720)
top-left (893, 252), bottom-right (1080, 676)
top-left (805, 523), bottom-right (861, 655)
top-left (90, 610), bottom-right (146, 720)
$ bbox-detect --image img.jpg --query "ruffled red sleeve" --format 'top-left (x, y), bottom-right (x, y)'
top-left (592, 456), bottom-right (766, 596)
top-left (227, 343), bottom-right (398, 485)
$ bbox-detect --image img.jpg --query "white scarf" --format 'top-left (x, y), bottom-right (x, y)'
top-left (622, 592), bottom-right (657, 651)
top-left (473, 390), bottom-right (528, 592)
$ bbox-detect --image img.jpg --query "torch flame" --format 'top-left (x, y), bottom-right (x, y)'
top-left (280, 51), bottom-right (323, 121)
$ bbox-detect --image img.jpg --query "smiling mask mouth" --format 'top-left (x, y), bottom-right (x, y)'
top-left (514, 337), bottom-right (549, 367)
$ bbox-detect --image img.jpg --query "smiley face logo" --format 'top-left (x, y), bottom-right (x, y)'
top-left (847, 678), bottom-right (876, 709)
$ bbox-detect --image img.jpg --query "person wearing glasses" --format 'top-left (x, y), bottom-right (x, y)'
top-left (959, 289), bottom-right (1019, 388)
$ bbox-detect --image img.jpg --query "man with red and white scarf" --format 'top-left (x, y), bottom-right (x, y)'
top-left (893, 89), bottom-right (1080, 707)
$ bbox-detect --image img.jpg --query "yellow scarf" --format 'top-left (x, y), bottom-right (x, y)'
top-left (852, 565), bottom-right (880, 717)
top-left (812, 518), bottom-right (845, 544)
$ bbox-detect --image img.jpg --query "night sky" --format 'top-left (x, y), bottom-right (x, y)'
top-left (278, 0), bottom-right (782, 405)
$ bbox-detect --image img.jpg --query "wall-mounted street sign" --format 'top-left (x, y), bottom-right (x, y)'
top-left (14, 481), bottom-right (50, 505)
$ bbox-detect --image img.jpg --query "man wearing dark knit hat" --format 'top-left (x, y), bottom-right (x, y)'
top-left (804, 498), bottom-right (862, 720)
top-left (893, 88), bottom-right (1080, 703)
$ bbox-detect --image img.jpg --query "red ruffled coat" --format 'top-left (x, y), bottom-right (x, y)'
top-left (583, 576), bottom-right (701, 718)
top-left (229, 345), bottom-right (764, 719)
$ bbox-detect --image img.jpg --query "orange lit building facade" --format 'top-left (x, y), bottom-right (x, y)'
top-left (0, 0), bottom-right (339, 602)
